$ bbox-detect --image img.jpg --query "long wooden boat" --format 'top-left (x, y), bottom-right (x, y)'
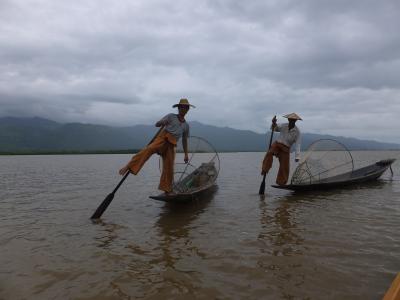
top-left (272, 159), bottom-right (395, 191)
top-left (150, 161), bottom-right (218, 202)
top-left (149, 183), bottom-right (216, 202)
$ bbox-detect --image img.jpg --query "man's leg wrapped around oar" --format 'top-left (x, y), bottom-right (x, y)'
top-left (124, 130), bottom-right (177, 193)
top-left (262, 141), bottom-right (290, 186)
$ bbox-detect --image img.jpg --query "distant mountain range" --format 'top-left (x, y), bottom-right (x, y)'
top-left (0, 116), bottom-right (399, 153)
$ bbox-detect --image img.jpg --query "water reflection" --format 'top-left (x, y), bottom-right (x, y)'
top-left (256, 194), bottom-right (308, 298)
top-left (155, 186), bottom-right (217, 269)
top-left (93, 220), bottom-right (126, 249)
top-left (258, 194), bottom-right (304, 256)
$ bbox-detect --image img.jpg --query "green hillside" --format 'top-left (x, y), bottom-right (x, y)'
top-left (0, 117), bottom-right (399, 153)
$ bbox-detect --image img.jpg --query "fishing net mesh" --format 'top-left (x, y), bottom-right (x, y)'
top-left (161, 136), bottom-right (220, 193)
top-left (291, 139), bottom-right (354, 185)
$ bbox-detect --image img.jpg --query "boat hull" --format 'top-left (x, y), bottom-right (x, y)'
top-left (272, 159), bottom-right (395, 191)
top-left (149, 184), bottom-right (217, 202)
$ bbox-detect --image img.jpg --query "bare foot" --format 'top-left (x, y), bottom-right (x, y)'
top-left (119, 166), bottom-right (129, 175)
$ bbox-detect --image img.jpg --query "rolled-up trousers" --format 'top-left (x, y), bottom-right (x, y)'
top-left (127, 130), bottom-right (176, 192)
top-left (262, 141), bottom-right (290, 186)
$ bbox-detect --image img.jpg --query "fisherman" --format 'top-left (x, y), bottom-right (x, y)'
top-left (261, 113), bottom-right (302, 185)
top-left (119, 98), bottom-right (194, 194)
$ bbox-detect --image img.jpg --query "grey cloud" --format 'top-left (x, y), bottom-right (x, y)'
top-left (0, 92), bottom-right (141, 124)
top-left (0, 0), bottom-right (400, 143)
top-left (204, 0), bottom-right (400, 89)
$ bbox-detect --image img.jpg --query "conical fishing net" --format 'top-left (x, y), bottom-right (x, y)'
top-left (291, 139), bottom-right (354, 185)
top-left (161, 136), bottom-right (220, 193)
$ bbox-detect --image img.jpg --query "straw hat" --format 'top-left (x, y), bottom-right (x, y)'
top-left (172, 98), bottom-right (196, 108)
top-left (283, 113), bottom-right (302, 120)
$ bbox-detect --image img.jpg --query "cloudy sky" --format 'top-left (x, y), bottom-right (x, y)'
top-left (1, 0), bottom-right (400, 143)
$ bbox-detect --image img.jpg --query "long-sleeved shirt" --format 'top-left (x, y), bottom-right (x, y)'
top-left (158, 113), bottom-right (190, 142)
top-left (273, 123), bottom-right (301, 160)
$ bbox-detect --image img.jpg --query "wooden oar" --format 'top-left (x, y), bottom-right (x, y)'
top-left (383, 272), bottom-right (400, 300)
top-left (259, 117), bottom-right (275, 195)
top-left (90, 126), bottom-right (164, 220)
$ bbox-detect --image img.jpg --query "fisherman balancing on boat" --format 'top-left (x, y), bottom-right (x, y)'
top-left (119, 98), bottom-right (195, 194)
top-left (261, 113), bottom-right (302, 186)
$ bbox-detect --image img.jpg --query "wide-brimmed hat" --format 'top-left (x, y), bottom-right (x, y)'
top-left (283, 113), bottom-right (302, 120)
top-left (172, 98), bottom-right (196, 108)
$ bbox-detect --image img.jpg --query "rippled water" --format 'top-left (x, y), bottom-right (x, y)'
top-left (1, 152), bottom-right (400, 299)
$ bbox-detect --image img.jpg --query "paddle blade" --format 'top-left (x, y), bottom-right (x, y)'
top-left (258, 175), bottom-right (266, 195)
top-left (91, 193), bottom-right (114, 219)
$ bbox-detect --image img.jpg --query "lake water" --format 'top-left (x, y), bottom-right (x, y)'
top-left (1, 151), bottom-right (400, 299)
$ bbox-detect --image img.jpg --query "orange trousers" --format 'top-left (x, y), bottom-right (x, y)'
top-left (262, 142), bottom-right (290, 186)
top-left (127, 130), bottom-right (176, 192)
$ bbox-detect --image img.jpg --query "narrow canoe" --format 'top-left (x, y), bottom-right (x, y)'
top-left (272, 159), bottom-right (395, 191)
top-left (149, 183), bottom-right (216, 202)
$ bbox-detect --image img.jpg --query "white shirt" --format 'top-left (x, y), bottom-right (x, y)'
top-left (274, 123), bottom-right (301, 160)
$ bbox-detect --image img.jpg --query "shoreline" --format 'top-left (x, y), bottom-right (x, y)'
top-left (0, 149), bottom-right (140, 155)
top-left (1, 149), bottom-right (400, 156)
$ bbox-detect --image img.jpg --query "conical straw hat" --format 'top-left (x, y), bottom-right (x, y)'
top-left (283, 113), bottom-right (302, 120)
top-left (172, 98), bottom-right (196, 108)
